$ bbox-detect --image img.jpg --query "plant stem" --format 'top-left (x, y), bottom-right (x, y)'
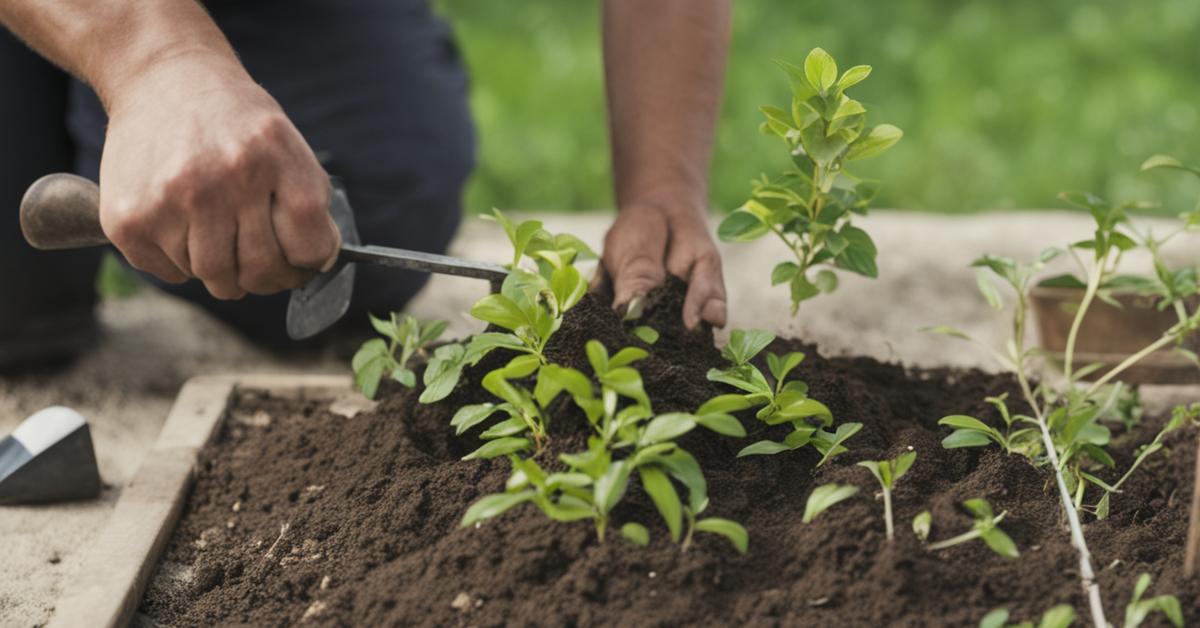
top-left (1015, 359), bottom-right (1107, 628)
top-left (927, 512), bottom-right (1006, 551)
top-left (1063, 262), bottom-right (1104, 381)
top-left (883, 487), bottom-right (894, 541)
top-left (1083, 332), bottom-right (1178, 397)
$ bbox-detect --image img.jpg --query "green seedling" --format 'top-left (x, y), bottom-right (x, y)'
top-left (926, 175), bottom-right (1200, 626)
top-left (980, 605), bottom-right (1075, 628)
top-left (1122, 572), bottom-right (1183, 628)
top-left (352, 313), bottom-right (448, 399)
top-left (938, 394), bottom-right (1040, 457)
top-left (461, 340), bottom-right (748, 553)
top-left (707, 329), bottom-right (859, 461)
top-left (1086, 402), bottom-right (1200, 518)
top-left (857, 450), bottom-right (916, 541)
top-left (912, 510), bottom-right (932, 542)
top-left (420, 209), bottom-right (596, 404)
top-left (927, 498), bottom-right (1018, 559)
top-left (718, 47), bottom-right (901, 314)
top-left (802, 483), bottom-right (859, 523)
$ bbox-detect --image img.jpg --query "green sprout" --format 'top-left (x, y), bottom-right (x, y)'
top-left (1122, 573), bottom-right (1183, 628)
top-left (980, 605), bottom-right (1075, 628)
top-left (802, 483), bottom-right (859, 523)
top-left (707, 329), bottom-right (860, 460)
top-left (912, 510), bottom-right (932, 542)
top-left (927, 498), bottom-right (1018, 560)
top-left (717, 47), bottom-right (901, 314)
top-left (857, 450), bottom-right (916, 541)
top-left (352, 314), bottom-right (447, 399)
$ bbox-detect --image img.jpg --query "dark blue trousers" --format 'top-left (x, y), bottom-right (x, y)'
top-left (1, 0), bottom-right (474, 346)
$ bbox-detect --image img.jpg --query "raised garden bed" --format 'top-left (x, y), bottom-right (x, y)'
top-left (121, 281), bottom-right (1199, 626)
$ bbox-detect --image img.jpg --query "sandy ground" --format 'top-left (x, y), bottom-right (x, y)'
top-left (0, 210), bottom-right (1196, 626)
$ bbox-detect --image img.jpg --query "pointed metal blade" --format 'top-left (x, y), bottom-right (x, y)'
top-left (286, 185), bottom-right (360, 340)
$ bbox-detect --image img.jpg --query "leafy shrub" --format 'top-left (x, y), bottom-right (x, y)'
top-left (717, 47), bottom-right (901, 314)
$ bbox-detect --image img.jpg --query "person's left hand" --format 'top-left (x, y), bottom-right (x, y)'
top-left (594, 202), bottom-right (726, 330)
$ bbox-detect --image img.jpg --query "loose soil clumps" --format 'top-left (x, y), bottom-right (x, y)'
top-left (140, 279), bottom-right (1197, 626)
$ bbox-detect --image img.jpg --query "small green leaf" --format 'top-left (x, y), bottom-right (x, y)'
top-left (717, 210), bottom-right (769, 242)
top-left (804, 47), bottom-right (838, 92)
top-left (639, 466), bottom-right (683, 542)
top-left (942, 430), bottom-right (993, 449)
top-left (391, 366), bottom-right (416, 388)
top-left (846, 124), bottom-right (902, 161)
top-left (450, 403), bottom-right (503, 435)
top-left (980, 528), bottom-right (1019, 559)
top-left (694, 412), bottom-right (746, 437)
top-left (641, 413), bottom-right (698, 445)
top-left (462, 437), bottom-right (530, 460)
top-left (979, 608), bottom-right (1009, 628)
top-left (620, 522), bottom-right (649, 546)
top-left (1037, 605), bottom-right (1075, 628)
top-left (697, 394), bottom-right (752, 415)
top-left (771, 261), bottom-right (800, 286)
top-left (976, 269), bottom-right (1004, 310)
top-left (736, 439), bottom-right (794, 457)
top-left (814, 269), bottom-right (839, 293)
top-left (939, 415), bottom-right (994, 432)
top-left (470, 294), bottom-right (529, 332)
top-left (695, 518), bottom-right (749, 554)
top-left (838, 64), bottom-right (872, 90)
top-left (461, 490), bottom-right (535, 527)
top-left (803, 483), bottom-right (859, 523)
top-left (723, 329), bottom-right (776, 365)
top-left (920, 325), bottom-right (973, 341)
top-left (631, 326), bottom-right (659, 345)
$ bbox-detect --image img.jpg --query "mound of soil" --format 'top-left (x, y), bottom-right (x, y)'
top-left (139, 279), bottom-right (1198, 627)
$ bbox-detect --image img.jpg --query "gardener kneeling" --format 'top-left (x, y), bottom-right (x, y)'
top-left (0, 0), bottom-right (730, 369)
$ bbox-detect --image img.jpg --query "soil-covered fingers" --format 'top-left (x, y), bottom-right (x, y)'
top-left (664, 214), bottom-right (727, 329)
top-left (600, 208), bottom-right (669, 316)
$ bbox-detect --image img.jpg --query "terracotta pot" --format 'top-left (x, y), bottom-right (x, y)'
top-left (1029, 286), bottom-right (1199, 385)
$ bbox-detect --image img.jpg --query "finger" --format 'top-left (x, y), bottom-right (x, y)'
top-left (102, 205), bottom-right (190, 284)
top-left (680, 253), bottom-right (727, 330)
top-left (610, 253), bottom-right (665, 316)
top-left (236, 195), bottom-right (311, 294)
top-left (273, 171), bottom-right (340, 272)
top-left (188, 210), bottom-right (245, 300)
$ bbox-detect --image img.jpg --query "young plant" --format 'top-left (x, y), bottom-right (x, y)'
top-left (718, 47), bottom-right (901, 314)
top-left (926, 181), bottom-right (1200, 627)
top-left (1122, 572), bottom-right (1183, 628)
top-left (352, 314), bottom-right (447, 399)
top-left (938, 394), bottom-right (1040, 457)
top-left (980, 605), bottom-right (1075, 628)
top-left (912, 510), bottom-right (932, 542)
top-left (802, 483), bottom-right (859, 523)
top-left (707, 329), bottom-right (860, 461)
top-left (461, 341), bottom-right (748, 553)
top-left (927, 498), bottom-right (1018, 560)
top-left (857, 450), bottom-right (916, 541)
top-left (1086, 402), bottom-right (1200, 518)
top-left (419, 209), bottom-right (596, 404)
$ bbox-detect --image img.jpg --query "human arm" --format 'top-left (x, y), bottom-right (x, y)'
top-left (598, 0), bottom-right (731, 329)
top-left (0, 1), bottom-right (339, 298)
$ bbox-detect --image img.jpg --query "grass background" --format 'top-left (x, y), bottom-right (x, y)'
top-left (436, 0), bottom-right (1200, 215)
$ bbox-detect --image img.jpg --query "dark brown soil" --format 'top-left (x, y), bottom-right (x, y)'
top-left (139, 279), bottom-right (1199, 627)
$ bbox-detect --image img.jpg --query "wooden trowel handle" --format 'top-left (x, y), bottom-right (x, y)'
top-left (19, 173), bottom-right (108, 250)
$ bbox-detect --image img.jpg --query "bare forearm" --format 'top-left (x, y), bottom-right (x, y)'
top-left (602, 0), bottom-right (731, 213)
top-left (0, 0), bottom-right (241, 111)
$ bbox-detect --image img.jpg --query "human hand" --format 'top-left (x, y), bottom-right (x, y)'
top-left (595, 202), bottom-right (726, 330)
top-left (97, 51), bottom-right (340, 299)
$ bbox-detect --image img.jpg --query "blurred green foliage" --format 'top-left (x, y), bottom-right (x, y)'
top-left (436, 0), bottom-right (1200, 214)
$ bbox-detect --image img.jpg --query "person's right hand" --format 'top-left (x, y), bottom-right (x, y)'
top-left (97, 50), bottom-right (340, 299)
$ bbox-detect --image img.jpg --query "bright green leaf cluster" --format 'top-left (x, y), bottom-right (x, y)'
top-left (462, 340), bottom-right (749, 553)
top-left (352, 314), bottom-right (448, 399)
top-left (718, 47), bottom-right (900, 314)
top-left (419, 209), bottom-right (597, 405)
top-left (707, 329), bottom-right (859, 461)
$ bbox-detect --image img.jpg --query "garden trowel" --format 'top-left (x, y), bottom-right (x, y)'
top-left (0, 406), bottom-right (101, 505)
top-left (19, 173), bottom-right (508, 340)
